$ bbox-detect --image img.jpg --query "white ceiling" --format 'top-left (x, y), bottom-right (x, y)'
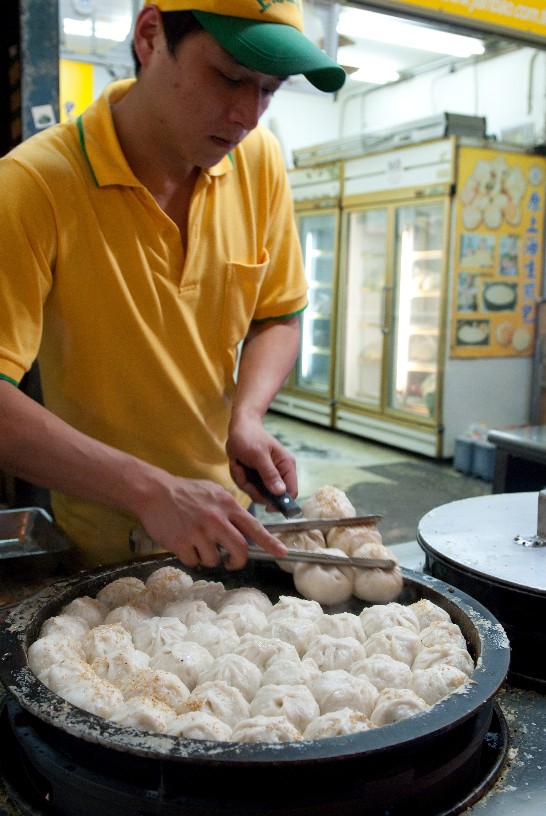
top-left (300, 1), bottom-right (518, 93)
top-left (59, 0), bottom-right (519, 91)
top-left (339, 27), bottom-right (474, 79)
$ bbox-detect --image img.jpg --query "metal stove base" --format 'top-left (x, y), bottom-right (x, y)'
top-left (0, 695), bottom-right (508, 816)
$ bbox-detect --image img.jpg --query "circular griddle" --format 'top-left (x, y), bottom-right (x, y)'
top-left (418, 491), bottom-right (546, 689)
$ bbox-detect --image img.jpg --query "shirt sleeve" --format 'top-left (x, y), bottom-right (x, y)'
top-left (239, 127), bottom-right (308, 323)
top-left (0, 153), bottom-right (56, 383)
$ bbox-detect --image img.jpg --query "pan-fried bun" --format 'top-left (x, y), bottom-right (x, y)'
top-left (326, 524), bottom-right (383, 556)
top-left (302, 485), bottom-right (356, 519)
top-left (293, 548), bottom-right (354, 605)
top-left (274, 523), bottom-right (325, 573)
top-left (352, 548), bottom-right (403, 604)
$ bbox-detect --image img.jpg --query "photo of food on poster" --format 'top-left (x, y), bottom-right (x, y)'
top-left (450, 146), bottom-right (545, 358)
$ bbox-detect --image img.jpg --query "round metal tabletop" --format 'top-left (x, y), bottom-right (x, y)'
top-left (417, 491), bottom-right (546, 595)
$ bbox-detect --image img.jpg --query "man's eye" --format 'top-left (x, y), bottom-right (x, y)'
top-left (220, 72), bottom-right (241, 86)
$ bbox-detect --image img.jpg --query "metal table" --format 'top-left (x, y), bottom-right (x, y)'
top-left (488, 425), bottom-right (546, 494)
top-left (412, 492), bottom-right (546, 814)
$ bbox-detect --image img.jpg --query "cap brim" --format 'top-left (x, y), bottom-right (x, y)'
top-left (193, 11), bottom-right (346, 93)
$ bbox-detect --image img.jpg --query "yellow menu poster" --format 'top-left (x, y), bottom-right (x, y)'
top-left (450, 145), bottom-right (546, 358)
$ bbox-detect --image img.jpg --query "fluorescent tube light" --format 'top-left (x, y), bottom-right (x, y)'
top-left (63, 16), bottom-right (131, 43)
top-left (337, 8), bottom-right (485, 59)
top-left (94, 19), bottom-right (132, 42)
top-left (63, 17), bottom-right (93, 37)
top-left (340, 55), bottom-right (400, 84)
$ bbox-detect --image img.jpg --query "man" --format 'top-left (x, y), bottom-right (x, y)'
top-left (0, 1), bottom-right (345, 569)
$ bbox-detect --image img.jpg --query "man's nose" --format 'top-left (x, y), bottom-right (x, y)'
top-left (230, 84), bottom-right (264, 130)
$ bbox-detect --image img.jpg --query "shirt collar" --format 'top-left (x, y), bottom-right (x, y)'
top-left (78, 78), bottom-right (233, 187)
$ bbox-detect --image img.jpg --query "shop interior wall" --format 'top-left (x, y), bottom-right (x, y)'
top-left (88, 45), bottom-right (546, 173)
top-left (262, 47), bottom-right (546, 167)
top-left (262, 45), bottom-right (546, 314)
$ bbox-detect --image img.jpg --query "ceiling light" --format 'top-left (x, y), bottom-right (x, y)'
top-left (339, 53), bottom-right (400, 84)
top-left (350, 66), bottom-right (400, 85)
top-left (337, 8), bottom-right (485, 58)
top-left (94, 19), bottom-right (132, 42)
top-left (63, 16), bottom-right (130, 42)
top-left (63, 17), bottom-right (93, 37)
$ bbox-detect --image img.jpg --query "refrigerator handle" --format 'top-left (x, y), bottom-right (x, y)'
top-left (382, 285), bottom-right (392, 334)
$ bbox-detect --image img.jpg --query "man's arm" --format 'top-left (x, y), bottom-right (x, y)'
top-left (227, 315), bottom-right (301, 504)
top-left (0, 379), bottom-right (287, 568)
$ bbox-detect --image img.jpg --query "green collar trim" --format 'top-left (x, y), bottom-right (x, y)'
top-left (252, 304), bottom-right (307, 324)
top-left (77, 115), bottom-right (100, 188)
top-left (228, 151), bottom-right (234, 167)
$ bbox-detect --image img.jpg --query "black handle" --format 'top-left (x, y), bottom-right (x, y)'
top-left (242, 466), bottom-right (302, 519)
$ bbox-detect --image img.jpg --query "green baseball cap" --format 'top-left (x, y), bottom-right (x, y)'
top-left (145, 0), bottom-right (346, 92)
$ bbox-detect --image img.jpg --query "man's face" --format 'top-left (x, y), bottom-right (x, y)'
top-left (139, 25), bottom-right (283, 169)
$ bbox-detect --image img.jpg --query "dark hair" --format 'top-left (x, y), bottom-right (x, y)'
top-left (132, 11), bottom-right (204, 75)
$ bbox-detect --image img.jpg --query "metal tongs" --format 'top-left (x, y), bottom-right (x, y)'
top-left (248, 546), bottom-right (395, 571)
top-left (130, 513), bottom-right (396, 571)
top-left (261, 514), bottom-right (395, 571)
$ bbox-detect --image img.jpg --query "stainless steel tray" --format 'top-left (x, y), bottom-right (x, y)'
top-left (0, 507), bottom-right (73, 563)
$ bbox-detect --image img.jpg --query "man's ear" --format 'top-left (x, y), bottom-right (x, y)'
top-left (133, 4), bottom-right (163, 69)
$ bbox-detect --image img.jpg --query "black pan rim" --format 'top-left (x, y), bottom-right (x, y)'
top-left (0, 556), bottom-right (511, 765)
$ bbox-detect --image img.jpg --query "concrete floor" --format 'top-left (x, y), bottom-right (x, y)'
top-left (263, 411), bottom-right (418, 500)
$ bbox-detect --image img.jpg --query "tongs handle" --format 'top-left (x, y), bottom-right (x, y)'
top-left (248, 545), bottom-right (396, 571)
top-left (129, 529), bottom-right (395, 570)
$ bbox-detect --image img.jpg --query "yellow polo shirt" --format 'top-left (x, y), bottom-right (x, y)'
top-left (0, 79), bottom-right (308, 566)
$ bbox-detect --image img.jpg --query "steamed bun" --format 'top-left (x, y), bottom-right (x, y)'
top-left (302, 485), bottom-right (356, 519)
top-left (293, 548), bottom-right (354, 606)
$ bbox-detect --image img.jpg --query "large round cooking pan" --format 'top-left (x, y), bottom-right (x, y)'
top-left (0, 556), bottom-right (510, 816)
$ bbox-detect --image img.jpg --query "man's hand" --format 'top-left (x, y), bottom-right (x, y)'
top-left (136, 473), bottom-right (287, 570)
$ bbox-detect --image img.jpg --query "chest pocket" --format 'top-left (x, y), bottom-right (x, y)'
top-left (220, 257), bottom-right (269, 349)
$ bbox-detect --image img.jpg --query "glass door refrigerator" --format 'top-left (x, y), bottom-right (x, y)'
top-left (334, 137), bottom-right (546, 458)
top-left (334, 139), bottom-right (454, 457)
top-left (271, 163), bottom-right (342, 426)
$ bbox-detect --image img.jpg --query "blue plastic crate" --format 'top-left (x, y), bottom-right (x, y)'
top-left (472, 440), bottom-right (495, 482)
top-left (454, 437), bottom-right (474, 475)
